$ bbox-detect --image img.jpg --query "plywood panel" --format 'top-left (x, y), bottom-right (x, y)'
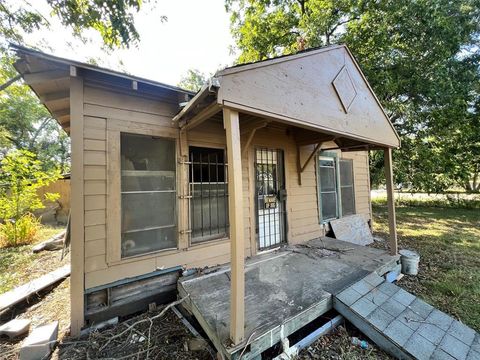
top-left (217, 46), bottom-right (399, 147)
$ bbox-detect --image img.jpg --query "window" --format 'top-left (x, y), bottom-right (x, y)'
top-left (318, 157), bottom-right (339, 221)
top-left (120, 133), bottom-right (177, 258)
top-left (189, 146), bottom-right (229, 243)
top-left (339, 159), bottom-right (355, 216)
top-left (317, 154), bottom-right (356, 222)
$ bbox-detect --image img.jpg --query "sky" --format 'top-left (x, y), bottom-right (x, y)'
top-left (22, 0), bottom-right (236, 87)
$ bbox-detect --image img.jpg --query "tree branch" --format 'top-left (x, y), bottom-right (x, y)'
top-left (0, 75), bottom-right (21, 92)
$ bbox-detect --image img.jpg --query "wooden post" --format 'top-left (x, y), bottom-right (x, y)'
top-left (70, 74), bottom-right (85, 336)
top-left (384, 148), bottom-right (398, 256)
top-left (224, 108), bottom-right (245, 345)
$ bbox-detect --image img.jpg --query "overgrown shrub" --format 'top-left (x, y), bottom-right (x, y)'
top-left (0, 213), bottom-right (40, 247)
top-left (0, 150), bottom-right (60, 246)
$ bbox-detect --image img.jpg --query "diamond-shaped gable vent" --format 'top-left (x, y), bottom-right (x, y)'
top-left (332, 66), bottom-right (357, 113)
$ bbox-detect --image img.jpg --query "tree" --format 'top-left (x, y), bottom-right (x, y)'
top-left (226, 0), bottom-right (480, 192)
top-left (178, 69), bottom-right (209, 92)
top-left (0, 55), bottom-right (70, 172)
top-left (0, 0), bottom-right (154, 50)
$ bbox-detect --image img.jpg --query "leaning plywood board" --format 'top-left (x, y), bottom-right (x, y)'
top-left (0, 265), bottom-right (70, 313)
top-left (330, 215), bottom-right (373, 246)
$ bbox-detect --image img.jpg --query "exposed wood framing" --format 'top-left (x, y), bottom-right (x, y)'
top-left (40, 90), bottom-right (69, 104)
top-left (384, 148), bottom-right (398, 256)
top-left (70, 75), bottom-right (85, 336)
top-left (180, 102), bottom-right (221, 131)
top-left (241, 120), bottom-right (269, 157)
top-left (296, 142), bottom-right (322, 186)
top-left (23, 69), bottom-right (69, 86)
top-left (224, 108), bottom-right (245, 345)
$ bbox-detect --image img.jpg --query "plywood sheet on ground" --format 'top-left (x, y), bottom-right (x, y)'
top-left (330, 215), bottom-right (374, 246)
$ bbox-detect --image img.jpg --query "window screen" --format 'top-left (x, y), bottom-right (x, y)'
top-left (318, 157), bottom-right (338, 221)
top-left (189, 147), bottom-right (229, 243)
top-left (120, 133), bottom-right (177, 258)
top-left (340, 159), bottom-right (355, 216)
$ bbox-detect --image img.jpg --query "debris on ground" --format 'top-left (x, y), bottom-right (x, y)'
top-left (0, 318), bottom-right (31, 339)
top-left (32, 230), bottom-right (66, 253)
top-left (19, 321), bottom-right (58, 360)
top-left (57, 304), bottom-right (214, 360)
top-left (297, 323), bottom-right (393, 360)
top-left (0, 277), bottom-right (70, 360)
top-left (0, 264), bottom-right (70, 313)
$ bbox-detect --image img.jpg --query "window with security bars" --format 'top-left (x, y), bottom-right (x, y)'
top-left (120, 133), bottom-right (177, 258)
top-left (189, 147), bottom-right (229, 243)
top-left (339, 159), bottom-right (355, 216)
top-left (318, 155), bottom-right (356, 222)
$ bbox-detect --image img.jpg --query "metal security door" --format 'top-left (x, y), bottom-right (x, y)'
top-left (255, 148), bottom-right (287, 250)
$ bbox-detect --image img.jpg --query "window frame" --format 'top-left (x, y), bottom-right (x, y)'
top-left (188, 145), bottom-right (230, 246)
top-left (339, 158), bottom-right (356, 217)
top-left (119, 132), bottom-right (178, 258)
top-left (317, 151), bottom-right (356, 223)
top-left (106, 127), bottom-right (180, 265)
top-left (317, 152), bottom-right (342, 223)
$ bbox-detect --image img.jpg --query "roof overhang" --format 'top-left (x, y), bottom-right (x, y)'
top-left (11, 44), bottom-right (194, 134)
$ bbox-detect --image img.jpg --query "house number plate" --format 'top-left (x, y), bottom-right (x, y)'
top-left (264, 195), bottom-right (277, 209)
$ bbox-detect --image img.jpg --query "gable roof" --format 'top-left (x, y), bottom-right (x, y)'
top-left (215, 45), bottom-right (400, 148)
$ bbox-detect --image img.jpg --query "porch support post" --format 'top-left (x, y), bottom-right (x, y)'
top-left (384, 148), bottom-right (398, 256)
top-left (224, 108), bottom-right (245, 345)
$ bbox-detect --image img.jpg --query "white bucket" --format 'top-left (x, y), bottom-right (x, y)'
top-left (399, 249), bottom-right (420, 275)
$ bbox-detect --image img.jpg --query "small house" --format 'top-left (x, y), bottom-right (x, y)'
top-left (12, 44), bottom-right (400, 357)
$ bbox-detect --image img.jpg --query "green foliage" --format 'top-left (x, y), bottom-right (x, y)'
top-left (0, 213), bottom-right (40, 247)
top-left (0, 0), bottom-right (150, 49)
top-left (0, 150), bottom-right (61, 223)
top-left (0, 55), bottom-right (71, 172)
top-left (178, 69), bottom-right (209, 92)
top-left (226, 0), bottom-right (480, 192)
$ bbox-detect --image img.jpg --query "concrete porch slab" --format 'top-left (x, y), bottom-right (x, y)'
top-left (178, 237), bottom-right (400, 359)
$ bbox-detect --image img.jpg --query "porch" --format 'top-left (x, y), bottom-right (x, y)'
top-left (179, 237), bottom-right (400, 359)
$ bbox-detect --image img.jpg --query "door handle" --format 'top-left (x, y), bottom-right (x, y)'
top-left (278, 189), bottom-right (287, 202)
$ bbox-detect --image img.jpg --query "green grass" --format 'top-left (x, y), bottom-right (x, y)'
top-left (0, 224), bottom-right (65, 293)
top-left (373, 204), bottom-right (480, 331)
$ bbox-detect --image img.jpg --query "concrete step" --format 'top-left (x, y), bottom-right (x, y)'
top-left (0, 318), bottom-right (31, 338)
top-left (19, 321), bottom-right (58, 360)
top-left (334, 273), bottom-right (480, 360)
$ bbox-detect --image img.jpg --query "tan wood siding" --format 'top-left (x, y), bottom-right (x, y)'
top-left (80, 86), bottom-right (371, 290)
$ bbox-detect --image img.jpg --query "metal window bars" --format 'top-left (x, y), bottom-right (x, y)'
top-left (188, 147), bottom-right (229, 244)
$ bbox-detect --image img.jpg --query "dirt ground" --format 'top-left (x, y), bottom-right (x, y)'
top-left (296, 323), bottom-right (393, 360)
